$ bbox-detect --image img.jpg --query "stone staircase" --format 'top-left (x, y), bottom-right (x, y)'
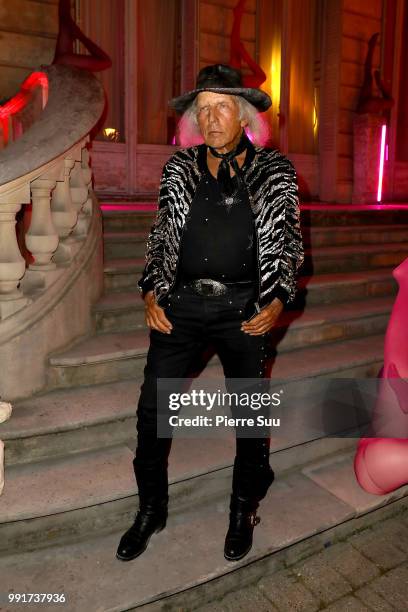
top-left (1, 204), bottom-right (408, 611)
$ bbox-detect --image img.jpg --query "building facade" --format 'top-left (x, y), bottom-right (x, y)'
top-left (1, 0), bottom-right (407, 202)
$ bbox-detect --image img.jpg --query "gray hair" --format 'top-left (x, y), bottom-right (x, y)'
top-left (176, 94), bottom-right (271, 147)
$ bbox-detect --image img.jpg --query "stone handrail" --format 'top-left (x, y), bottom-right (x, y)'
top-left (0, 64), bottom-right (105, 321)
top-left (0, 71), bottom-right (48, 149)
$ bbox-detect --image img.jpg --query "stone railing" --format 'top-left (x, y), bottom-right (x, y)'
top-left (0, 71), bottom-right (48, 149)
top-left (0, 64), bottom-right (106, 400)
top-left (0, 64), bottom-right (104, 319)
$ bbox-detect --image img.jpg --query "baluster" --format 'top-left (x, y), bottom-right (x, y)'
top-left (81, 145), bottom-right (93, 219)
top-left (26, 178), bottom-right (58, 270)
top-left (70, 159), bottom-right (89, 240)
top-left (51, 158), bottom-right (77, 265)
top-left (81, 146), bottom-right (92, 187)
top-left (0, 400), bottom-right (12, 494)
top-left (0, 202), bottom-right (29, 319)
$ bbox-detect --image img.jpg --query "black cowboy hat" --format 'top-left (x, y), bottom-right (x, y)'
top-left (168, 64), bottom-right (271, 114)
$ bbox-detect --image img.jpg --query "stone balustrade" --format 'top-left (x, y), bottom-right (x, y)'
top-left (0, 140), bottom-right (94, 319)
top-left (0, 64), bottom-right (105, 321)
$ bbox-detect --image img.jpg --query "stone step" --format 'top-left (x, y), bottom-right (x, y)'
top-left (94, 291), bottom-right (145, 331)
top-left (270, 295), bottom-right (393, 351)
top-left (103, 244), bottom-right (407, 293)
top-left (302, 242), bottom-right (408, 275)
top-left (1, 320), bottom-right (382, 465)
top-left (103, 257), bottom-right (145, 292)
top-left (45, 326), bottom-right (384, 392)
top-left (1, 446), bottom-right (407, 608)
top-left (92, 292), bottom-right (393, 363)
top-left (102, 210), bottom-right (157, 232)
top-left (3, 309), bottom-right (387, 465)
top-left (102, 225), bottom-right (408, 260)
top-left (296, 267), bottom-right (397, 307)
top-left (301, 205), bottom-right (408, 227)
top-left (103, 230), bottom-right (149, 259)
top-left (0, 428), bottom-right (358, 556)
top-left (304, 224), bottom-right (408, 248)
top-left (47, 329), bottom-right (150, 389)
top-left (95, 268), bottom-right (397, 332)
top-left (99, 198), bottom-right (157, 204)
top-left (2, 380), bottom-right (141, 466)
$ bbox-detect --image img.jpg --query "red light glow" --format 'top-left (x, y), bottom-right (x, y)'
top-left (0, 71), bottom-right (48, 146)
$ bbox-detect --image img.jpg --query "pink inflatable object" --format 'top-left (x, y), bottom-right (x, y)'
top-left (354, 257), bottom-right (408, 494)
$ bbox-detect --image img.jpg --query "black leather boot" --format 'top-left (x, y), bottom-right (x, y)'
top-left (224, 495), bottom-right (260, 561)
top-left (116, 444), bottom-right (170, 562)
top-left (116, 500), bottom-right (168, 561)
top-left (224, 438), bottom-right (275, 561)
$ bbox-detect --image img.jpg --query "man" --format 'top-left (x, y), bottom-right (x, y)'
top-left (116, 64), bottom-right (304, 563)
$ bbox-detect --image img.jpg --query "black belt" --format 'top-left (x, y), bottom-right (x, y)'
top-left (185, 278), bottom-right (254, 297)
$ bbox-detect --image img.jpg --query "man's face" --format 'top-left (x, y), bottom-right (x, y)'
top-left (195, 91), bottom-right (247, 150)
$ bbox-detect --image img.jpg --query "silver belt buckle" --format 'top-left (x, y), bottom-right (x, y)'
top-left (191, 279), bottom-right (227, 296)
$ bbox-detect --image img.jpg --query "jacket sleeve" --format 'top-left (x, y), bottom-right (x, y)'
top-left (269, 160), bottom-right (304, 306)
top-left (137, 161), bottom-right (171, 299)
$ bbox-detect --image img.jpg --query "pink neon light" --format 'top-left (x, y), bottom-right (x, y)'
top-left (0, 72), bottom-right (48, 119)
top-left (0, 71), bottom-right (48, 145)
top-left (377, 124), bottom-right (387, 202)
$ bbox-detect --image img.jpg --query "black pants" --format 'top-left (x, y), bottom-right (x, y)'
top-left (133, 280), bottom-right (275, 511)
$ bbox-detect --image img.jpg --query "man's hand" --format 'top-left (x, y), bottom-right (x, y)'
top-left (144, 291), bottom-right (173, 334)
top-left (241, 297), bottom-right (284, 335)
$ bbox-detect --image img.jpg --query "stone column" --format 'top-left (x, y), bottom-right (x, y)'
top-left (0, 202), bottom-right (29, 318)
top-left (81, 146), bottom-right (93, 187)
top-left (0, 401), bottom-right (12, 496)
top-left (70, 160), bottom-right (89, 240)
top-left (51, 158), bottom-right (77, 265)
top-left (51, 158), bottom-right (77, 238)
top-left (26, 178), bottom-right (59, 270)
top-left (81, 145), bottom-right (93, 219)
top-left (352, 113), bottom-right (385, 204)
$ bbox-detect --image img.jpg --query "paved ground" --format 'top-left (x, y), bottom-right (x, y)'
top-left (194, 506), bottom-right (408, 611)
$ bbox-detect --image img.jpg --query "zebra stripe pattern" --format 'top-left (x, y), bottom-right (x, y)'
top-left (138, 144), bottom-right (304, 310)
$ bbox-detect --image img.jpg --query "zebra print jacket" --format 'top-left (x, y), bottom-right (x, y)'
top-left (138, 139), bottom-right (304, 317)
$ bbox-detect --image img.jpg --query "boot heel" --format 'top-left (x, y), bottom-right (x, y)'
top-left (224, 501), bottom-right (261, 561)
top-left (155, 518), bottom-right (167, 533)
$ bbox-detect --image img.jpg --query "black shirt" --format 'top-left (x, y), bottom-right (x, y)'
top-left (178, 147), bottom-right (256, 282)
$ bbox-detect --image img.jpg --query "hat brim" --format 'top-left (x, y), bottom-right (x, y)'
top-left (168, 87), bottom-right (272, 114)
